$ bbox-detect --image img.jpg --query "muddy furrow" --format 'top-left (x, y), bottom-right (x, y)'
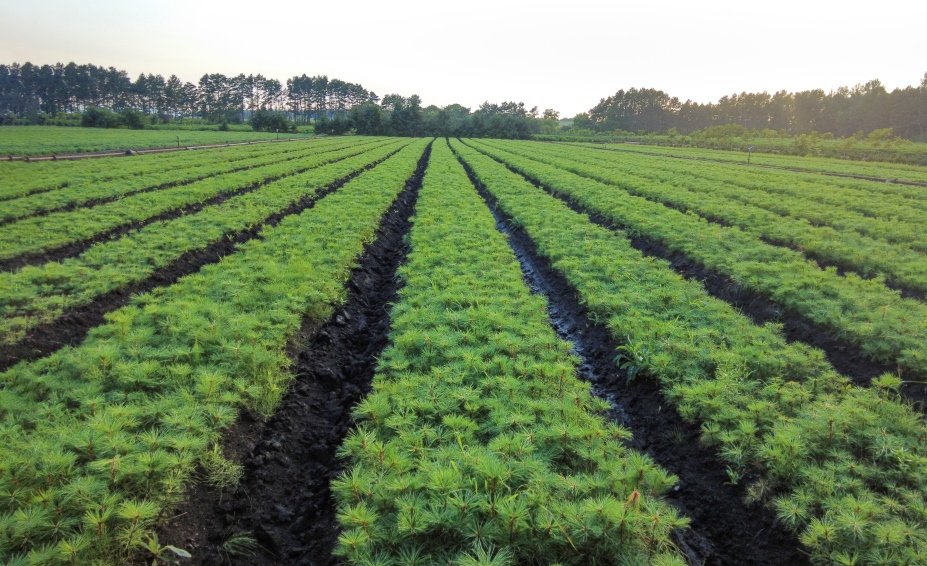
top-left (452, 143), bottom-right (808, 566)
top-left (0, 140), bottom-right (381, 227)
top-left (0, 149), bottom-right (406, 372)
top-left (150, 143), bottom-right (432, 566)
top-left (470, 146), bottom-right (927, 409)
top-left (0, 149), bottom-right (390, 274)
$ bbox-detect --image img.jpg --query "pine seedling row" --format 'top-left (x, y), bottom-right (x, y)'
top-left (564, 142), bottom-right (927, 221)
top-left (566, 142), bottom-right (927, 185)
top-left (486, 140), bottom-right (927, 291)
top-left (463, 140), bottom-right (927, 380)
top-left (0, 140), bottom-right (428, 564)
top-left (0, 139), bottom-right (392, 260)
top-left (451, 139), bottom-right (927, 564)
top-left (0, 136), bottom-right (382, 223)
top-left (0, 138), bottom-right (410, 344)
top-left (2, 128), bottom-right (307, 161)
top-left (0, 136), bottom-right (332, 202)
top-left (334, 140), bottom-right (688, 565)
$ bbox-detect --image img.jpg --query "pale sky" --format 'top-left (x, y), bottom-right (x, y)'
top-left (1, 0), bottom-right (925, 117)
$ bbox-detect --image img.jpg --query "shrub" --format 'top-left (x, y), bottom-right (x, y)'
top-left (120, 107), bottom-right (146, 130)
top-left (81, 106), bottom-right (123, 128)
top-left (250, 109), bottom-right (291, 132)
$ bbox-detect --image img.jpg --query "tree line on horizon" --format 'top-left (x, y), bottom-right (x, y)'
top-left (0, 61), bottom-right (563, 138)
top-left (577, 75), bottom-right (927, 141)
top-left (2, 61), bottom-right (926, 141)
top-left (0, 62), bottom-right (374, 125)
top-left (320, 99), bottom-right (561, 139)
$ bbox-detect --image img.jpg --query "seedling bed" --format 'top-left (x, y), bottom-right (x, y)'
top-left (457, 148), bottom-right (807, 566)
top-left (0, 151), bottom-right (402, 371)
top-left (152, 144), bottom-right (430, 565)
top-left (480, 147), bottom-right (927, 409)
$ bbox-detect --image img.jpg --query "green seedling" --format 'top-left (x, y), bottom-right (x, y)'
top-left (140, 534), bottom-right (191, 564)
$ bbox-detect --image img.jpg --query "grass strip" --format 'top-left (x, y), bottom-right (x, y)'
top-left (0, 139), bottom-right (429, 565)
top-left (452, 138), bottom-right (927, 564)
top-left (0, 126), bottom-right (311, 157)
top-left (332, 141), bottom-right (688, 565)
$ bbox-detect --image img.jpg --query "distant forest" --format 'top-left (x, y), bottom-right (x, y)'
top-left (1, 62), bottom-right (926, 141)
top-left (579, 76), bottom-right (927, 141)
top-left (0, 62), bottom-right (555, 138)
top-left (0, 62), bottom-right (372, 124)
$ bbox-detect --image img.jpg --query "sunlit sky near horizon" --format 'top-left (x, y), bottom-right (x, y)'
top-left (2, 0), bottom-right (925, 117)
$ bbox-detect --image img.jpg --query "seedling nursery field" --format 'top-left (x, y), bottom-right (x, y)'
top-left (2, 132), bottom-right (927, 566)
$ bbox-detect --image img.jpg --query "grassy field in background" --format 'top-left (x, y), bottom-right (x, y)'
top-left (0, 125), bottom-right (314, 156)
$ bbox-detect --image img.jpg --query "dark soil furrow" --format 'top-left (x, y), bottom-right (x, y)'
top-left (468, 144), bottom-right (927, 408)
top-left (0, 148), bottom-right (406, 372)
top-left (0, 140), bottom-right (381, 227)
top-left (452, 141), bottom-right (809, 566)
top-left (149, 142), bottom-right (432, 566)
top-left (0, 148), bottom-right (389, 274)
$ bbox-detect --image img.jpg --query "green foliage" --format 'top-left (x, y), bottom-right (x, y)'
top-left (315, 113), bottom-right (353, 135)
top-left (0, 125), bottom-right (310, 156)
top-left (330, 98), bottom-right (542, 138)
top-left (558, 139), bottom-right (927, 182)
top-left (0, 140), bottom-right (429, 563)
top-left (139, 533), bottom-right (191, 564)
top-left (541, 130), bottom-right (927, 168)
top-left (450, 138), bottom-right (927, 563)
top-left (249, 109), bottom-right (292, 133)
top-left (867, 127), bottom-right (895, 146)
top-left (219, 531), bottom-right (257, 558)
top-left (348, 103), bottom-right (384, 135)
top-left (0, 140), bottom-right (395, 262)
top-left (0, 136), bottom-right (370, 223)
top-left (615, 338), bottom-right (651, 382)
top-left (489, 140), bottom-right (927, 296)
top-left (80, 107), bottom-right (123, 129)
top-left (0, 138), bottom-right (404, 343)
top-left (199, 444), bottom-right (242, 491)
top-left (120, 108), bottom-right (146, 130)
top-left (332, 141), bottom-right (687, 564)
top-left (468, 139), bottom-right (927, 382)
top-left (2, 131), bottom-right (925, 564)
